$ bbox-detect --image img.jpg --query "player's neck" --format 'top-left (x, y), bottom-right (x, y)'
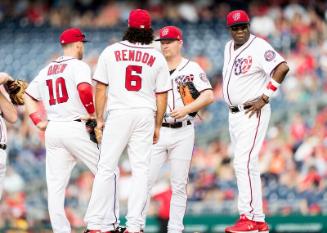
top-left (166, 55), bottom-right (183, 70)
top-left (63, 50), bottom-right (79, 59)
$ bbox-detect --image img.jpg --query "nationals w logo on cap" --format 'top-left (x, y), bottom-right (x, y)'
top-left (232, 12), bottom-right (241, 21)
top-left (155, 26), bottom-right (183, 41)
top-left (226, 10), bottom-right (250, 27)
top-left (162, 28), bottom-right (169, 36)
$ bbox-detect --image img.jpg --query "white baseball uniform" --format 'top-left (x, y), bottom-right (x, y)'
top-left (84, 41), bottom-right (170, 232)
top-left (0, 112), bottom-right (8, 200)
top-left (142, 58), bottom-right (212, 233)
top-left (26, 56), bottom-right (119, 233)
top-left (222, 34), bottom-right (285, 222)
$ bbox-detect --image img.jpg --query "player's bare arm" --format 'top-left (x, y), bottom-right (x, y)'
top-left (94, 81), bottom-right (107, 143)
top-left (154, 92), bottom-right (168, 144)
top-left (24, 94), bottom-right (48, 131)
top-left (269, 62), bottom-right (289, 84)
top-left (0, 89), bottom-right (17, 123)
top-left (245, 62), bottom-right (289, 118)
top-left (171, 89), bottom-right (214, 119)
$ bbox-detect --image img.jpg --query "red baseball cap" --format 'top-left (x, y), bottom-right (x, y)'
top-left (226, 10), bottom-right (250, 27)
top-left (128, 9), bottom-right (151, 29)
top-left (155, 26), bottom-right (183, 41)
top-left (59, 28), bottom-right (88, 45)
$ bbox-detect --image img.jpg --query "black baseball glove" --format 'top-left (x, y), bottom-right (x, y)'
top-left (85, 119), bottom-right (98, 144)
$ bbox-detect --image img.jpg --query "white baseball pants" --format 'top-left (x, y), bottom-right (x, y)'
top-left (85, 108), bottom-right (155, 232)
top-left (0, 149), bottom-right (7, 200)
top-left (45, 121), bottom-right (119, 233)
top-left (229, 104), bottom-right (271, 222)
top-left (142, 123), bottom-right (195, 233)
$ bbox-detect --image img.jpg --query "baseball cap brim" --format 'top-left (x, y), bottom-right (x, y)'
top-left (155, 38), bottom-right (179, 41)
top-left (228, 22), bottom-right (249, 27)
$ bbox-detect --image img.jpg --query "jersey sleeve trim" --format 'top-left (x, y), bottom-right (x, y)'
top-left (92, 78), bottom-right (109, 86)
top-left (199, 87), bottom-right (213, 93)
top-left (269, 61), bottom-right (287, 77)
top-left (25, 91), bottom-right (39, 101)
top-left (156, 89), bottom-right (170, 94)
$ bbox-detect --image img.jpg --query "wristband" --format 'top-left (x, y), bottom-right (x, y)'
top-left (29, 112), bottom-right (42, 125)
top-left (263, 79), bottom-right (280, 97)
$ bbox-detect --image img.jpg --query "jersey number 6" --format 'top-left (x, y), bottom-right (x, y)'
top-left (46, 77), bottom-right (69, 105)
top-left (125, 65), bottom-right (142, 91)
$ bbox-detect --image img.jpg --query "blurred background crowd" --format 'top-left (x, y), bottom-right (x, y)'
top-left (0, 0), bottom-right (327, 231)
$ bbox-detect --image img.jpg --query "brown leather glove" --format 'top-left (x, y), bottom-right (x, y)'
top-left (178, 82), bottom-right (200, 117)
top-left (4, 80), bottom-right (28, 105)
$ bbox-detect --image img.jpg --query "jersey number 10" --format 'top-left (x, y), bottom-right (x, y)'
top-left (125, 65), bottom-right (142, 91)
top-left (46, 78), bottom-right (69, 105)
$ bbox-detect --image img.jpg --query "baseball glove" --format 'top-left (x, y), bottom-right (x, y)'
top-left (4, 80), bottom-right (28, 105)
top-left (178, 82), bottom-right (200, 117)
top-left (85, 119), bottom-right (98, 144)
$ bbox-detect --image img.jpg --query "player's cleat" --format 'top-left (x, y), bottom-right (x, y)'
top-left (256, 221), bottom-right (269, 233)
top-left (225, 214), bottom-right (258, 233)
top-left (119, 230), bottom-right (142, 233)
top-left (115, 226), bottom-right (127, 233)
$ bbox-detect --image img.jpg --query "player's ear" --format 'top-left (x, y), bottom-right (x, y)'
top-left (74, 41), bottom-right (82, 49)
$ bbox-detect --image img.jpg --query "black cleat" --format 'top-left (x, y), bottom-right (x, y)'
top-left (115, 226), bottom-right (127, 233)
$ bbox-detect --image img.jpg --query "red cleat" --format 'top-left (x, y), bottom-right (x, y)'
top-left (256, 221), bottom-right (269, 233)
top-left (225, 214), bottom-right (258, 233)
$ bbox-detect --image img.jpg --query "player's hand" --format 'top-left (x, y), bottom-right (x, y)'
top-left (95, 119), bottom-right (105, 144)
top-left (170, 106), bottom-right (189, 119)
top-left (153, 127), bottom-right (160, 144)
top-left (244, 95), bottom-right (268, 118)
top-left (36, 120), bottom-right (48, 131)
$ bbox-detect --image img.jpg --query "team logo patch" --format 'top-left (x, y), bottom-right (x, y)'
top-left (234, 56), bottom-right (253, 75)
top-left (233, 12), bottom-right (241, 21)
top-left (264, 50), bottom-right (276, 62)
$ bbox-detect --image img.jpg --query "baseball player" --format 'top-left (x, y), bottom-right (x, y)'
top-left (0, 72), bottom-right (18, 200)
top-left (222, 10), bottom-right (289, 233)
top-left (24, 28), bottom-right (120, 233)
top-left (141, 26), bottom-right (214, 233)
top-left (84, 9), bottom-right (169, 233)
